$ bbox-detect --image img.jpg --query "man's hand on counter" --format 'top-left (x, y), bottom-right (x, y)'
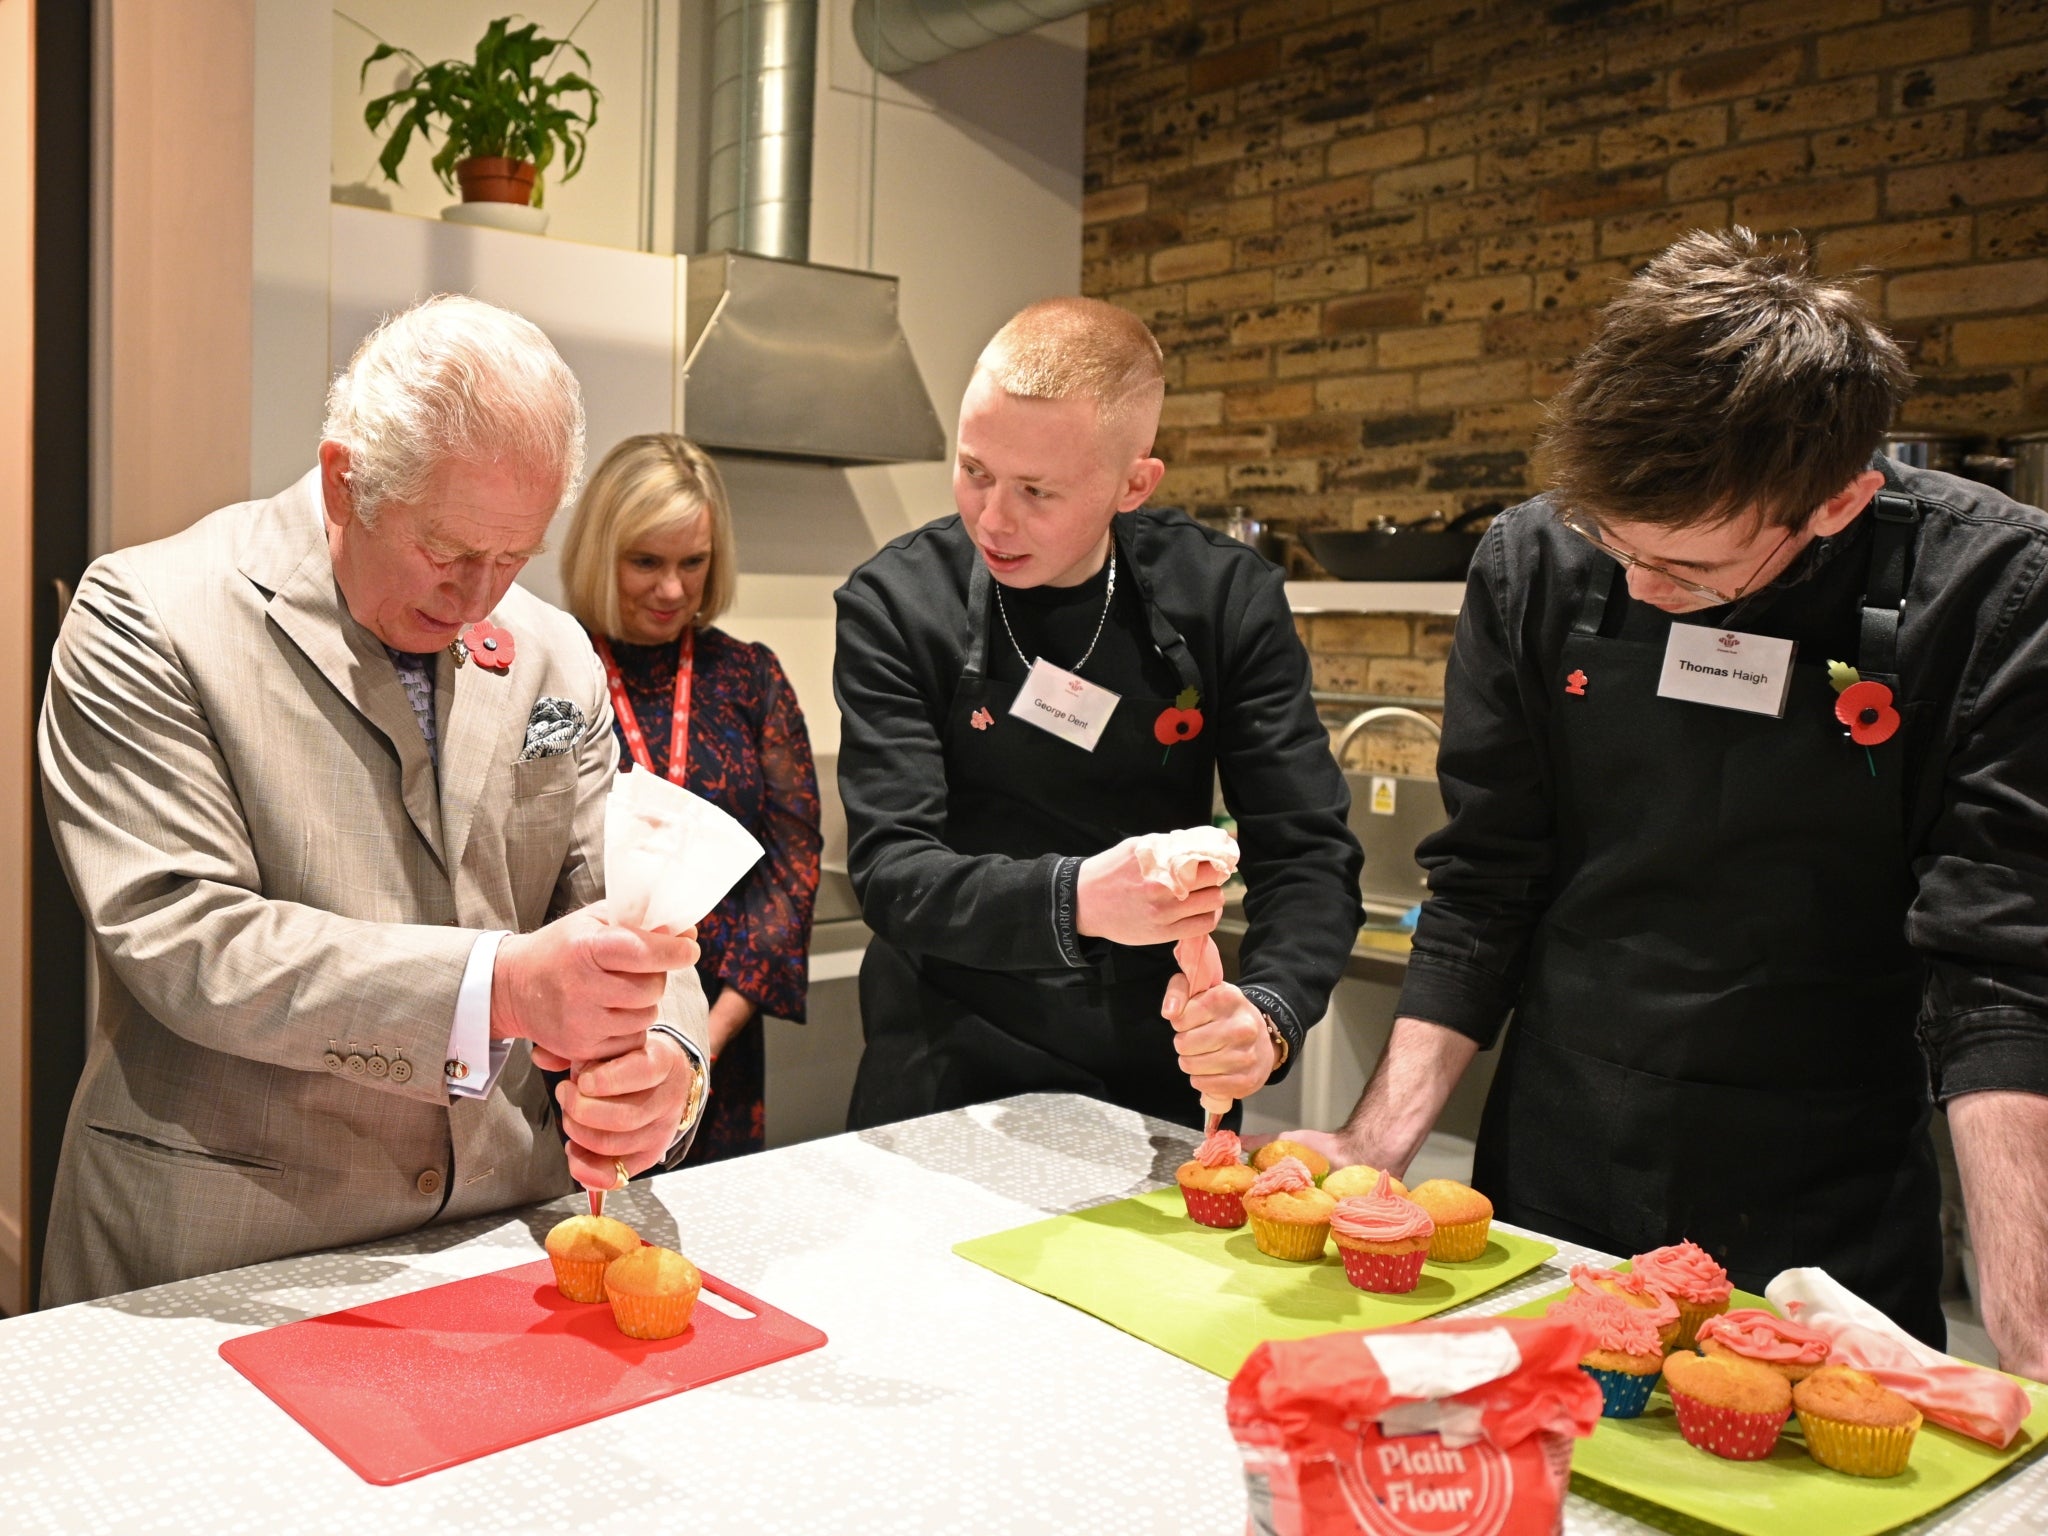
top-left (1164, 977), bottom-right (1277, 1101)
top-left (1077, 838), bottom-right (1226, 947)
top-left (1257, 1016), bottom-right (1479, 1176)
top-left (537, 1029), bottom-right (697, 1185)
top-left (489, 904), bottom-right (701, 1064)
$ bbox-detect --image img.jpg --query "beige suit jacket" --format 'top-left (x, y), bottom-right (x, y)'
top-left (38, 471), bottom-right (708, 1305)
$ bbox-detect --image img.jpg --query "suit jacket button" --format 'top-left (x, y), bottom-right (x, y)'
top-left (389, 1058), bottom-right (414, 1084)
top-left (366, 1054), bottom-right (390, 1079)
top-left (323, 1051), bottom-right (345, 1073)
top-left (417, 1169), bottom-right (443, 1196)
top-left (345, 1054), bottom-right (368, 1077)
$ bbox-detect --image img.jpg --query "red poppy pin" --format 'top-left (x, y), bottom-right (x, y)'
top-left (1154, 687), bottom-right (1204, 763)
top-left (457, 620), bottom-right (515, 672)
top-left (1828, 660), bottom-right (1898, 774)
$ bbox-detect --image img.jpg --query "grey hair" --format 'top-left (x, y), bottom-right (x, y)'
top-left (321, 293), bottom-right (587, 525)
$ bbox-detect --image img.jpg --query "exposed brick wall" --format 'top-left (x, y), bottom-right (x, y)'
top-left (1084, 0), bottom-right (2048, 545)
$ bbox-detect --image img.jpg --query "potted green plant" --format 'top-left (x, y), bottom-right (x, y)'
top-left (357, 16), bottom-right (600, 230)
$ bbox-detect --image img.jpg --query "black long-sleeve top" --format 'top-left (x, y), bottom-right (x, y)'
top-left (833, 508), bottom-right (1364, 1070)
top-left (1398, 458), bottom-right (2048, 1102)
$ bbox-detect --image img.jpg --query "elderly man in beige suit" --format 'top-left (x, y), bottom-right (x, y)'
top-left (39, 295), bottom-right (711, 1305)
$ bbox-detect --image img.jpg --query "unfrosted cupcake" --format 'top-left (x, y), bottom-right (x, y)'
top-left (1569, 1263), bottom-right (1682, 1350)
top-left (1242, 1155), bottom-right (1336, 1261)
top-left (1631, 1240), bottom-right (1733, 1349)
top-left (1251, 1139), bottom-right (1331, 1183)
top-left (1794, 1365), bottom-right (1921, 1477)
top-left (1408, 1179), bottom-right (1493, 1261)
top-left (1699, 1308), bottom-right (1832, 1385)
top-left (1176, 1128), bottom-right (1256, 1229)
top-left (603, 1245), bottom-right (702, 1341)
top-left (1328, 1170), bottom-right (1434, 1293)
top-left (1549, 1289), bottom-right (1666, 1419)
top-left (544, 1214), bottom-right (641, 1303)
top-left (1664, 1348), bottom-right (1792, 1461)
top-left (1321, 1163), bottom-right (1409, 1201)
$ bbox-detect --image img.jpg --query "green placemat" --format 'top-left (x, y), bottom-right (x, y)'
top-left (954, 1185), bottom-right (1556, 1380)
top-left (1502, 1282), bottom-right (2048, 1536)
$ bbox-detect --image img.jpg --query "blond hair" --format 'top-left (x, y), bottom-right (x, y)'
top-left (975, 296), bottom-right (1166, 442)
top-left (560, 434), bottom-right (737, 638)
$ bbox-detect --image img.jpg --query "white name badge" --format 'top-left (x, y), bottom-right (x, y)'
top-left (1656, 623), bottom-right (1796, 717)
top-left (1008, 657), bottom-right (1121, 752)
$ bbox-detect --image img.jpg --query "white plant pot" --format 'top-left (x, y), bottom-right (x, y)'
top-left (440, 201), bottom-right (549, 236)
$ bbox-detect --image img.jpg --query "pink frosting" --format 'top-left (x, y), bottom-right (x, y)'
top-left (1195, 1129), bottom-right (1244, 1169)
top-left (1696, 1308), bottom-right (1832, 1366)
top-left (1328, 1170), bottom-right (1434, 1244)
top-left (1631, 1240), bottom-right (1733, 1305)
top-left (1570, 1264), bottom-right (1680, 1332)
top-left (1551, 1290), bottom-right (1663, 1359)
top-left (1248, 1155), bottom-right (1314, 1197)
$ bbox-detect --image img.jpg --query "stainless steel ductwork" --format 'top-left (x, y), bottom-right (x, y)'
top-left (850, 0), bottom-right (1098, 74)
top-left (707, 0), bottom-right (817, 259)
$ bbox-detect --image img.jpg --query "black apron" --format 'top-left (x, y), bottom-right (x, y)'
top-left (1474, 492), bottom-right (1946, 1346)
top-left (849, 525), bottom-right (1224, 1132)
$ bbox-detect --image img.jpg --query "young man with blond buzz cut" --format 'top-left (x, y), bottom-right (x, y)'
top-left (834, 297), bottom-right (1362, 1131)
top-left (1285, 229), bottom-right (2048, 1376)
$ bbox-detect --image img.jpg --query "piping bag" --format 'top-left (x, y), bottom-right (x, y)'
top-left (1133, 826), bottom-right (1242, 1136)
top-left (582, 766), bottom-right (764, 1215)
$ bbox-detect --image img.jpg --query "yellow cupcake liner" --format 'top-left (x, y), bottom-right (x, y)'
top-left (1798, 1409), bottom-right (1921, 1478)
top-left (547, 1254), bottom-right (612, 1304)
top-left (1249, 1214), bottom-right (1330, 1262)
top-left (1427, 1218), bottom-right (1491, 1262)
top-left (608, 1288), bottom-right (699, 1341)
top-left (1673, 1298), bottom-right (1730, 1351)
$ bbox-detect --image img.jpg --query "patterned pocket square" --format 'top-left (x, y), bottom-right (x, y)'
top-left (519, 697), bottom-right (584, 760)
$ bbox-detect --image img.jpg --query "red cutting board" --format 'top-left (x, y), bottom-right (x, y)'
top-left (218, 1259), bottom-right (826, 1484)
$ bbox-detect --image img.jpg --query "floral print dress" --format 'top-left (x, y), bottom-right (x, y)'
top-left (601, 626), bottom-right (822, 1162)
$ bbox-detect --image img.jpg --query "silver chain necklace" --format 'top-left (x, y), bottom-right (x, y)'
top-left (994, 542), bottom-right (1116, 674)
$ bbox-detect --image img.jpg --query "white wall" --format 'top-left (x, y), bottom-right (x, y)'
top-left (332, 0), bottom-right (680, 254)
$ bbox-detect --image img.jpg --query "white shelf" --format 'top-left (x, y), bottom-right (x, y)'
top-left (1285, 581), bottom-right (1466, 615)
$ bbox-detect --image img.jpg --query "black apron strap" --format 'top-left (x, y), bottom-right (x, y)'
top-left (963, 555), bottom-right (993, 681)
top-left (1858, 491), bottom-right (1919, 687)
top-left (1573, 558), bottom-right (1625, 638)
top-left (1113, 517), bottom-right (1205, 697)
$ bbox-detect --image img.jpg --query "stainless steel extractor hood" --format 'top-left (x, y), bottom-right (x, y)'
top-left (679, 250), bottom-right (947, 466)
top-left (681, 0), bottom-right (946, 467)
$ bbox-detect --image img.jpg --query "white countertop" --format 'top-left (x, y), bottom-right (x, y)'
top-left (3, 1093), bottom-right (2043, 1534)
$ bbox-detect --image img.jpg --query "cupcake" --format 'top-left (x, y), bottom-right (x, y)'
top-left (1631, 1240), bottom-right (1733, 1349)
top-left (1241, 1155), bottom-right (1336, 1261)
top-left (544, 1214), bottom-right (641, 1303)
top-left (1699, 1308), bottom-right (1832, 1385)
top-left (1663, 1348), bottom-right (1792, 1461)
top-left (1549, 1289), bottom-right (1666, 1419)
top-left (1407, 1179), bottom-right (1493, 1261)
top-left (1321, 1163), bottom-right (1409, 1201)
top-left (1176, 1128), bottom-right (1256, 1229)
top-left (1569, 1263), bottom-right (1682, 1350)
top-left (1328, 1171), bottom-right (1434, 1293)
top-left (1793, 1365), bottom-right (1922, 1478)
top-left (603, 1244), bottom-right (703, 1341)
top-left (1251, 1139), bottom-right (1331, 1183)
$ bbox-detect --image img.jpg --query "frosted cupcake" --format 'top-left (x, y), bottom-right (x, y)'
top-left (1699, 1308), bottom-right (1832, 1385)
top-left (1631, 1240), bottom-right (1733, 1350)
top-left (1550, 1289), bottom-right (1666, 1419)
top-left (1241, 1155), bottom-right (1336, 1261)
top-left (1328, 1170), bottom-right (1435, 1293)
top-left (1569, 1263), bottom-right (1682, 1350)
top-left (1176, 1128), bottom-right (1256, 1229)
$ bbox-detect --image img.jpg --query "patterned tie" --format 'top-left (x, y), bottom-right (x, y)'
top-left (386, 647), bottom-right (440, 768)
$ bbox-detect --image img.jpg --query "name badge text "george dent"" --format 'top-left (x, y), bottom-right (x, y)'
top-left (1656, 623), bottom-right (1796, 717)
top-left (1008, 657), bottom-right (1121, 752)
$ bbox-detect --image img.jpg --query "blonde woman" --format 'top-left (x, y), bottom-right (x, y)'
top-left (562, 434), bottom-right (822, 1162)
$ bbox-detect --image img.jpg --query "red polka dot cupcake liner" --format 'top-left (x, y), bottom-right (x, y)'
top-left (1336, 1242), bottom-right (1428, 1294)
top-left (1179, 1183), bottom-right (1246, 1229)
top-left (1670, 1388), bottom-right (1791, 1461)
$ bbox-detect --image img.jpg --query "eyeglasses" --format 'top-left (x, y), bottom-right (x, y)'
top-left (1556, 508), bottom-right (1799, 605)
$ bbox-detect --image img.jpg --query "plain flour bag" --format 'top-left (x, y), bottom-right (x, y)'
top-left (603, 765), bottom-right (765, 934)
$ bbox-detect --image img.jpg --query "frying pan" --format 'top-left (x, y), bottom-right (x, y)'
top-left (1303, 506), bottom-right (1494, 581)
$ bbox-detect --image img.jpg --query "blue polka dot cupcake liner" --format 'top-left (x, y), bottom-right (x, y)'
top-left (1583, 1364), bottom-right (1660, 1419)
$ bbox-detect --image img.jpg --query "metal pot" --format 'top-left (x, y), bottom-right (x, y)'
top-left (2006, 431), bottom-right (2048, 512)
top-left (1302, 506), bottom-right (1495, 582)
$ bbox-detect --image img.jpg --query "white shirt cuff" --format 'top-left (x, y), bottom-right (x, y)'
top-left (446, 930), bottom-right (513, 1099)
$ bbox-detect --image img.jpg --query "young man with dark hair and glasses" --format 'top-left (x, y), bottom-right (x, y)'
top-left (1283, 229), bottom-right (2048, 1377)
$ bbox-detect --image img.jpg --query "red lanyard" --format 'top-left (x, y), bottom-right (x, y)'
top-left (594, 628), bottom-right (694, 784)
